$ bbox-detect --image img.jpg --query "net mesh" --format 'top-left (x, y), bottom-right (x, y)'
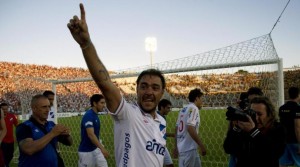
top-left (0, 34), bottom-right (282, 167)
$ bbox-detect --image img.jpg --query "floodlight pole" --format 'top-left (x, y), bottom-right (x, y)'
top-left (145, 37), bottom-right (157, 68)
top-left (150, 51), bottom-right (154, 68)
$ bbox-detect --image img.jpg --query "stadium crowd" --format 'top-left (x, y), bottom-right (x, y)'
top-left (1, 61), bottom-right (299, 114)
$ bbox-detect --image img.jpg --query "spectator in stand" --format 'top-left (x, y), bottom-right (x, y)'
top-left (0, 103), bottom-right (18, 167)
top-left (279, 87), bottom-right (300, 167)
top-left (157, 99), bottom-right (174, 167)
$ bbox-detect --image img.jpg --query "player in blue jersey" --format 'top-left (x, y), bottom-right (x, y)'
top-left (78, 94), bottom-right (109, 167)
top-left (43, 90), bottom-right (56, 122)
top-left (157, 99), bottom-right (175, 167)
top-left (16, 95), bottom-right (73, 167)
top-left (68, 4), bottom-right (167, 166)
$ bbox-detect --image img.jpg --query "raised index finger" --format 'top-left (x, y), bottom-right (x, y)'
top-left (79, 3), bottom-right (86, 21)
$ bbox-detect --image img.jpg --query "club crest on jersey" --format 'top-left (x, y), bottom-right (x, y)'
top-left (146, 139), bottom-right (165, 156)
top-left (182, 107), bottom-right (187, 113)
top-left (188, 108), bottom-right (193, 116)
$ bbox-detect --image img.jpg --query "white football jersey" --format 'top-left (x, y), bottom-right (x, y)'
top-left (108, 97), bottom-right (166, 167)
top-left (176, 102), bottom-right (200, 153)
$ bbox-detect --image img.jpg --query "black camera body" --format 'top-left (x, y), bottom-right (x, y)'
top-left (238, 98), bottom-right (249, 110)
top-left (226, 106), bottom-right (256, 122)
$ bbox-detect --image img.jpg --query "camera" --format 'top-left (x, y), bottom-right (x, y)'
top-left (238, 98), bottom-right (249, 110)
top-left (226, 106), bottom-right (256, 122)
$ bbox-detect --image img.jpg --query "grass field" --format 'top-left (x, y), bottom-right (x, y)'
top-left (10, 108), bottom-right (230, 167)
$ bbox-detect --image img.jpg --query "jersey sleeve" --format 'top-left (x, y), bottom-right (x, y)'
top-left (16, 124), bottom-right (32, 142)
top-left (186, 106), bottom-right (199, 127)
top-left (82, 112), bottom-right (94, 128)
top-left (295, 106), bottom-right (300, 119)
top-left (13, 114), bottom-right (19, 126)
top-left (108, 96), bottom-right (132, 121)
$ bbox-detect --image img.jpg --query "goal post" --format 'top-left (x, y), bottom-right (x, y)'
top-left (44, 34), bottom-right (283, 166)
top-left (9, 33), bottom-right (283, 167)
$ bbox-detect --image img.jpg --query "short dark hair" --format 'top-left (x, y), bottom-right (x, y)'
top-left (247, 87), bottom-right (263, 96)
top-left (250, 96), bottom-right (277, 122)
top-left (0, 102), bottom-right (8, 108)
top-left (239, 92), bottom-right (248, 101)
top-left (90, 94), bottom-right (105, 107)
top-left (136, 69), bottom-right (166, 89)
top-left (31, 94), bottom-right (48, 107)
top-left (158, 99), bottom-right (172, 110)
top-left (288, 87), bottom-right (299, 99)
top-left (188, 88), bottom-right (204, 102)
top-left (238, 92), bottom-right (248, 110)
top-left (43, 90), bottom-right (55, 97)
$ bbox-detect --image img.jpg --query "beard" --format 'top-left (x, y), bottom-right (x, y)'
top-left (138, 102), bottom-right (157, 114)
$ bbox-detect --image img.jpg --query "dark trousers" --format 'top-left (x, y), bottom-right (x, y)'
top-left (1, 142), bottom-right (14, 167)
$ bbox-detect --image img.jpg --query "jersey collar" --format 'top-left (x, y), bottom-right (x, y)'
top-left (134, 102), bottom-right (161, 122)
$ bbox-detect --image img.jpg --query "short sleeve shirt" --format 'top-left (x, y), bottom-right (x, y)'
top-left (78, 109), bottom-right (100, 152)
top-left (108, 97), bottom-right (166, 167)
top-left (176, 102), bottom-right (200, 152)
top-left (279, 101), bottom-right (300, 143)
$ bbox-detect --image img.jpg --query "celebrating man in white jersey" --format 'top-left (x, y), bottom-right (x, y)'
top-left (175, 88), bottom-right (207, 167)
top-left (67, 4), bottom-right (167, 166)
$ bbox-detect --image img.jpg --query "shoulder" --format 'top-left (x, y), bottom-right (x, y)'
top-left (16, 122), bottom-right (31, 132)
top-left (188, 103), bottom-right (198, 112)
top-left (47, 121), bottom-right (56, 126)
top-left (271, 122), bottom-right (286, 133)
top-left (156, 114), bottom-right (166, 125)
top-left (83, 110), bottom-right (94, 117)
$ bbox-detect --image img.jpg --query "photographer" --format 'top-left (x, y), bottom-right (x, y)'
top-left (223, 96), bottom-right (286, 167)
top-left (238, 87), bottom-right (264, 110)
top-left (226, 88), bottom-right (263, 167)
top-left (247, 87), bottom-right (264, 103)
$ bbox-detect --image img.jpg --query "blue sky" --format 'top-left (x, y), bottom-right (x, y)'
top-left (0, 0), bottom-right (299, 70)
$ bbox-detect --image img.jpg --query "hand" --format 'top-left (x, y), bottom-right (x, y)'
top-left (67, 3), bottom-right (91, 48)
top-left (172, 148), bottom-right (178, 158)
top-left (199, 144), bottom-right (207, 156)
top-left (237, 115), bottom-right (255, 132)
top-left (51, 124), bottom-right (70, 136)
top-left (100, 147), bottom-right (110, 159)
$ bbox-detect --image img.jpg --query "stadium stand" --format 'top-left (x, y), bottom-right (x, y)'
top-left (1, 61), bottom-right (299, 114)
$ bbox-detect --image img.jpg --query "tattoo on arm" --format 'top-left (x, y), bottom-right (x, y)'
top-left (98, 70), bottom-right (109, 81)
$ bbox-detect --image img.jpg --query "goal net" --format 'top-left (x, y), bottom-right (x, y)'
top-left (5, 34), bottom-right (282, 167)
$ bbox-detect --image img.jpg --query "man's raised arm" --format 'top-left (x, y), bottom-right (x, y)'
top-left (67, 3), bottom-right (121, 113)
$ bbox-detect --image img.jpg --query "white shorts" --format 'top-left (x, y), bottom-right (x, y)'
top-left (78, 148), bottom-right (108, 167)
top-left (164, 147), bottom-right (173, 165)
top-left (179, 149), bottom-right (201, 167)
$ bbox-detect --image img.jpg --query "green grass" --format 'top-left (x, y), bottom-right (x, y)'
top-left (11, 109), bottom-right (230, 167)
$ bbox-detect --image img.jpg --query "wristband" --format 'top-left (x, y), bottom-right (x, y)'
top-left (81, 41), bottom-right (92, 50)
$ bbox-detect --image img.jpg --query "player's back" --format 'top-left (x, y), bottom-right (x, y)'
top-left (176, 103), bottom-right (200, 152)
